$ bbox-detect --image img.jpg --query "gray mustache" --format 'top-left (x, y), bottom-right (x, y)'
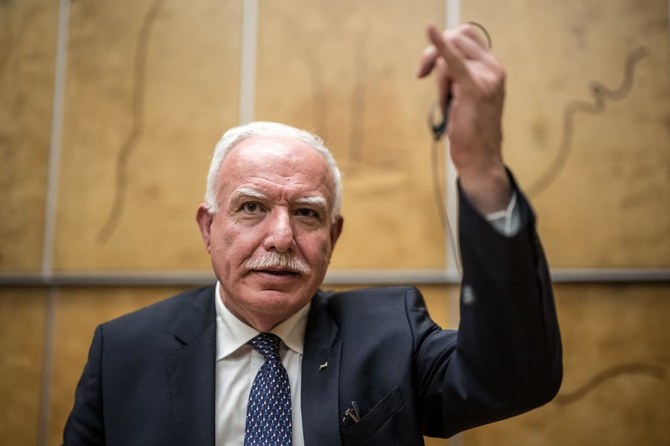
top-left (243, 252), bottom-right (311, 275)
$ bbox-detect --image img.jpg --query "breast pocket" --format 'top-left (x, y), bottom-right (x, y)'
top-left (341, 387), bottom-right (406, 445)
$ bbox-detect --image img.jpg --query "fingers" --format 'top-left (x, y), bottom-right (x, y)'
top-left (415, 23), bottom-right (494, 79)
top-left (461, 23), bottom-right (491, 50)
top-left (428, 25), bottom-right (470, 80)
top-left (452, 32), bottom-right (487, 62)
top-left (416, 45), bottom-right (438, 78)
top-left (415, 25), bottom-right (464, 78)
top-left (416, 24), bottom-right (449, 78)
top-left (434, 58), bottom-right (451, 111)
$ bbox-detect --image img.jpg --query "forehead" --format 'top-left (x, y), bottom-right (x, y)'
top-left (217, 136), bottom-right (333, 197)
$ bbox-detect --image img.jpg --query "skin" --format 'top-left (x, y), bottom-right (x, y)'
top-left (196, 137), bottom-right (344, 332)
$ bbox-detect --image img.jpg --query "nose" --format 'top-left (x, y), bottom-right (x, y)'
top-left (262, 207), bottom-right (296, 253)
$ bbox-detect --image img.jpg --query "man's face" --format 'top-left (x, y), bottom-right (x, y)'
top-left (196, 136), bottom-right (343, 331)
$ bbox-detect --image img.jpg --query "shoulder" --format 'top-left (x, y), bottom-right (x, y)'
top-left (321, 285), bottom-right (425, 304)
top-left (100, 285), bottom-right (215, 337)
top-left (315, 285), bottom-right (430, 324)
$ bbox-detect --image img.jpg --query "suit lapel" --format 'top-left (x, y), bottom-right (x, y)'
top-left (301, 291), bottom-right (342, 446)
top-left (167, 287), bottom-right (216, 446)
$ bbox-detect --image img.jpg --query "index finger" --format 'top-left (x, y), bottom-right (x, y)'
top-left (427, 24), bottom-right (470, 80)
top-left (415, 44), bottom-right (438, 78)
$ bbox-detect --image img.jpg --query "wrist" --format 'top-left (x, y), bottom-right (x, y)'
top-left (459, 164), bottom-right (511, 215)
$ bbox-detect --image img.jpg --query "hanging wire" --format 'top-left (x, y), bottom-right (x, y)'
top-left (466, 21), bottom-right (492, 49)
top-left (429, 101), bottom-right (462, 274)
top-left (430, 128), bottom-right (463, 275)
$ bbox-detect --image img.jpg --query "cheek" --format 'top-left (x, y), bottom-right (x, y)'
top-left (210, 224), bottom-right (258, 265)
top-left (300, 232), bottom-right (334, 265)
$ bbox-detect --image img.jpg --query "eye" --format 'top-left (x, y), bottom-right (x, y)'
top-left (294, 208), bottom-right (320, 219)
top-left (240, 202), bottom-right (263, 213)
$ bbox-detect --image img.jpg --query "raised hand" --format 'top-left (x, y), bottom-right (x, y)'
top-left (417, 24), bottom-right (511, 214)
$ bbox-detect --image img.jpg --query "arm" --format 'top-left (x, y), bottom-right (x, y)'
top-left (63, 326), bottom-right (106, 445)
top-left (414, 177), bottom-right (562, 438)
top-left (458, 173), bottom-right (562, 419)
top-left (414, 24), bottom-right (562, 437)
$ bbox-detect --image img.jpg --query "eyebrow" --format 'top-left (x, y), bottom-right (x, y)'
top-left (231, 188), bottom-right (328, 209)
top-left (231, 188), bottom-right (268, 202)
top-left (295, 196), bottom-right (328, 209)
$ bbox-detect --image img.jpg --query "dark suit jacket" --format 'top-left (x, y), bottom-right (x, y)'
top-left (63, 182), bottom-right (562, 445)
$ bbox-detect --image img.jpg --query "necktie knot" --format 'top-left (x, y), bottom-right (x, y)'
top-left (249, 333), bottom-right (281, 363)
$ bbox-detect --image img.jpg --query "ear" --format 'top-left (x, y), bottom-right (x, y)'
top-left (330, 216), bottom-right (344, 248)
top-left (196, 204), bottom-right (214, 253)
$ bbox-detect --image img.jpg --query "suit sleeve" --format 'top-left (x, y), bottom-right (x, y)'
top-left (414, 171), bottom-right (563, 438)
top-left (63, 325), bottom-right (106, 445)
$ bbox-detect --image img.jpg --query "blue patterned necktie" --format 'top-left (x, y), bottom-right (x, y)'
top-left (244, 333), bottom-right (293, 446)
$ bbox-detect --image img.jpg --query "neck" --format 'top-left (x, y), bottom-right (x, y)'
top-left (220, 297), bottom-right (288, 333)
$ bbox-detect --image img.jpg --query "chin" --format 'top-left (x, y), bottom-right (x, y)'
top-left (247, 289), bottom-right (310, 315)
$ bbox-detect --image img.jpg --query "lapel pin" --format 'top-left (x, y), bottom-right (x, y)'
top-left (319, 361), bottom-right (328, 371)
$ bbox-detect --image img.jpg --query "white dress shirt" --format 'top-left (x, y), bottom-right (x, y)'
top-left (215, 282), bottom-right (310, 446)
top-left (486, 191), bottom-right (519, 236)
top-left (213, 194), bottom-right (520, 445)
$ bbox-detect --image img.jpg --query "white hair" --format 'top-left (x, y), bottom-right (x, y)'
top-left (204, 121), bottom-right (342, 221)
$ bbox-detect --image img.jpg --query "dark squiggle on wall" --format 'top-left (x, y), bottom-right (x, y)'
top-left (553, 362), bottom-right (667, 406)
top-left (97, 0), bottom-right (166, 243)
top-left (526, 47), bottom-right (649, 197)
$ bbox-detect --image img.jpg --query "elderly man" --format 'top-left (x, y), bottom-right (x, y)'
top-left (64, 24), bottom-right (561, 445)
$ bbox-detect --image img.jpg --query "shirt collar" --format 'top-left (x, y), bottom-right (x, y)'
top-left (215, 281), bottom-right (311, 361)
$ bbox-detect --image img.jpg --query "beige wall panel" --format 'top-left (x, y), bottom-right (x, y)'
top-left (0, 289), bottom-right (47, 445)
top-left (462, 0), bottom-right (670, 268)
top-left (463, 284), bottom-right (670, 446)
top-left (418, 285), bottom-right (459, 329)
top-left (256, 0), bottom-right (449, 269)
top-left (0, 0), bottom-right (57, 270)
top-left (49, 286), bottom-right (188, 444)
top-left (54, 0), bottom-right (242, 270)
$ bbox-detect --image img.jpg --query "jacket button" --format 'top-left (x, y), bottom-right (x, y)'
top-left (462, 285), bottom-right (476, 305)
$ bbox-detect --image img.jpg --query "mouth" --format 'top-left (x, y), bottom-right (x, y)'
top-left (255, 268), bottom-right (301, 276)
top-left (247, 268), bottom-right (304, 288)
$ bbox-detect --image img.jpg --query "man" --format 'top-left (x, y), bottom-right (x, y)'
top-left (63, 24), bottom-right (562, 445)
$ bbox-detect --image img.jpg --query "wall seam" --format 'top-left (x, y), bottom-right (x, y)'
top-left (37, 0), bottom-right (70, 444)
top-left (445, 2), bottom-right (464, 446)
top-left (238, 0), bottom-right (258, 124)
